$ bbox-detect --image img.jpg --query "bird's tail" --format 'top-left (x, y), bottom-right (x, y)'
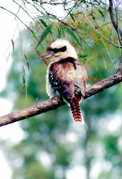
top-left (70, 99), bottom-right (85, 125)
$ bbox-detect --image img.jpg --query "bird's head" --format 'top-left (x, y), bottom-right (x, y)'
top-left (39, 39), bottom-right (77, 62)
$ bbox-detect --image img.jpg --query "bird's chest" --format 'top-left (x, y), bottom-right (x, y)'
top-left (46, 62), bottom-right (76, 97)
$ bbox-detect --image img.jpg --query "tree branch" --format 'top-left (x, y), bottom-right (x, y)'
top-left (0, 55), bottom-right (122, 127)
top-left (109, 0), bottom-right (122, 45)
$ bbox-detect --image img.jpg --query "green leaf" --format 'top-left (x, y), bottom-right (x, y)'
top-left (92, 59), bottom-right (97, 71)
top-left (63, 0), bottom-right (67, 9)
top-left (60, 24), bottom-right (80, 45)
top-left (39, 19), bottom-right (47, 28)
top-left (69, 13), bottom-right (75, 22)
top-left (102, 21), bottom-right (112, 28)
top-left (22, 65), bottom-right (26, 84)
top-left (61, 27), bottom-right (65, 37)
top-left (35, 21), bottom-right (38, 31)
top-left (24, 55), bottom-right (27, 61)
top-left (90, 49), bottom-right (94, 57)
top-left (24, 55), bottom-right (30, 71)
top-left (78, 54), bottom-right (88, 58)
top-left (38, 15), bottom-right (56, 19)
top-left (58, 28), bottom-right (61, 38)
top-left (11, 39), bottom-right (14, 52)
top-left (36, 23), bottom-right (53, 49)
top-left (98, 9), bottom-right (104, 17)
top-left (98, 40), bottom-right (103, 44)
top-left (32, 32), bottom-right (37, 38)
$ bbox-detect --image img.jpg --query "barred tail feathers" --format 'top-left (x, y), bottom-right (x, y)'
top-left (70, 100), bottom-right (85, 125)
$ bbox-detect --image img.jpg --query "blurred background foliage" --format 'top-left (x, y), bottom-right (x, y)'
top-left (1, 0), bottom-right (122, 179)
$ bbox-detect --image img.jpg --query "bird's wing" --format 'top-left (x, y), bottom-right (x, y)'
top-left (49, 58), bottom-right (76, 103)
top-left (74, 59), bottom-right (87, 98)
top-left (49, 57), bottom-right (87, 102)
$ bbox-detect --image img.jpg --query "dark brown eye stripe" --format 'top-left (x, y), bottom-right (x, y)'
top-left (47, 46), bottom-right (67, 53)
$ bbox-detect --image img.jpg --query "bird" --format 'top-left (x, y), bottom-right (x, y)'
top-left (39, 39), bottom-right (87, 124)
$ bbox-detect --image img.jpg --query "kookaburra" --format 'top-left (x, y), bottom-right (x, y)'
top-left (39, 39), bottom-right (87, 124)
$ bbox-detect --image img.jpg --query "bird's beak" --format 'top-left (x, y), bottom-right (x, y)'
top-left (39, 52), bottom-right (55, 60)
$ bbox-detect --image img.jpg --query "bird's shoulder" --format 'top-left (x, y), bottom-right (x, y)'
top-left (49, 57), bottom-right (76, 70)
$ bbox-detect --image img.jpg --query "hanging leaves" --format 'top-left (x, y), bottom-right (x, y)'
top-left (36, 23), bottom-right (53, 49)
top-left (11, 39), bottom-right (14, 52)
top-left (24, 55), bottom-right (30, 71)
top-left (22, 65), bottom-right (26, 92)
top-left (58, 27), bottom-right (62, 38)
top-left (38, 15), bottom-right (56, 19)
top-left (102, 21), bottom-right (112, 28)
top-left (98, 9), bottom-right (104, 17)
top-left (39, 19), bottom-right (48, 28)
top-left (60, 24), bottom-right (80, 45)
top-left (92, 59), bottom-right (98, 71)
top-left (78, 54), bottom-right (88, 58)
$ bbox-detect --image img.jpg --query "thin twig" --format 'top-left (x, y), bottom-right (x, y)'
top-left (13, 0), bottom-right (36, 23)
top-left (25, 0), bottom-right (45, 15)
top-left (31, 0), bottom-right (65, 5)
top-left (76, 0), bottom-right (122, 49)
top-left (0, 6), bottom-right (38, 41)
top-left (100, 36), bottom-right (117, 69)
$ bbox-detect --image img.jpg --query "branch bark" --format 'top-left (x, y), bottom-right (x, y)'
top-left (0, 55), bottom-right (122, 127)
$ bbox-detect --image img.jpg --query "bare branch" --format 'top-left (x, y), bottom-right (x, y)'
top-left (109, 0), bottom-right (122, 45)
top-left (85, 72), bottom-right (121, 98)
top-left (117, 54), bottom-right (122, 73)
top-left (0, 97), bottom-right (65, 127)
top-left (0, 56), bottom-right (122, 127)
top-left (86, 55), bottom-right (122, 98)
